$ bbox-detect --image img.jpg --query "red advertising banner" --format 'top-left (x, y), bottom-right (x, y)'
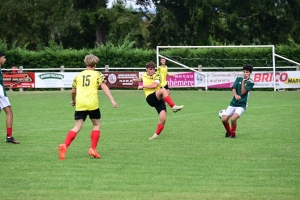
top-left (102, 72), bottom-right (139, 88)
top-left (3, 72), bottom-right (35, 88)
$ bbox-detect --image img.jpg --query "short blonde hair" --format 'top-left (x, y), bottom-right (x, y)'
top-left (84, 54), bottom-right (99, 67)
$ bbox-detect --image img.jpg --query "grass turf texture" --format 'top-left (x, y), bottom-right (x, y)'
top-left (0, 90), bottom-right (299, 200)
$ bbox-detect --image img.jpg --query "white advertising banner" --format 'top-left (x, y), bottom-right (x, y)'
top-left (194, 72), bottom-right (243, 88)
top-left (35, 72), bottom-right (78, 88)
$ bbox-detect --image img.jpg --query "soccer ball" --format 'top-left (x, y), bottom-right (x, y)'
top-left (219, 109), bottom-right (226, 119)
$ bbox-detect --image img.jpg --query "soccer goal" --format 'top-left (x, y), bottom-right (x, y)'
top-left (156, 45), bottom-right (300, 91)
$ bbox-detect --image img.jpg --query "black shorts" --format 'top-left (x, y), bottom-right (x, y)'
top-left (146, 92), bottom-right (166, 114)
top-left (161, 84), bottom-right (169, 90)
top-left (74, 108), bottom-right (101, 121)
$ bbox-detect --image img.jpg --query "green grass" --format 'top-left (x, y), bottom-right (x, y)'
top-left (0, 90), bottom-right (300, 200)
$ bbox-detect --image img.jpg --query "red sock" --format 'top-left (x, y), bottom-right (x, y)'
top-left (223, 122), bottom-right (231, 134)
top-left (90, 130), bottom-right (100, 149)
top-left (231, 126), bottom-right (236, 137)
top-left (155, 124), bottom-right (164, 135)
top-left (7, 127), bottom-right (12, 137)
top-left (164, 96), bottom-right (175, 108)
top-left (64, 130), bottom-right (77, 147)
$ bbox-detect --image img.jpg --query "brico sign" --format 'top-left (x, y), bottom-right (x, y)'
top-left (252, 71), bottom-right (300, 88)
top-left (253, 72), bottom-right (288, 82)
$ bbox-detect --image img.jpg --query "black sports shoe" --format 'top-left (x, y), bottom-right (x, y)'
top-left (6, 137), bottom-right (20, 144)
top-left (231, 135), bottom-right (237, 139)
top-left (225, 132), bottom-right (231, 138)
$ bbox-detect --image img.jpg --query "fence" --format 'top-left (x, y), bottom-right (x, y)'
top-left (2, 65), bottom-right (300, 91)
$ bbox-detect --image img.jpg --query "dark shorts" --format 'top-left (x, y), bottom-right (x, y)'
top-left (146, 92), bottom-right (166, 114)
top-left (74, 108), bottom-right (101, 121)
top-left (161, 84), bottom-right (169, 90)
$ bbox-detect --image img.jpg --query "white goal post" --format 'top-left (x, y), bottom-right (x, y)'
top-left (156, 45), bottom-right (300, 91)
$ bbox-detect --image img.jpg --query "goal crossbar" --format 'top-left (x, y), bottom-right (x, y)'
top-left (157, 45), bottom-right (275, 49)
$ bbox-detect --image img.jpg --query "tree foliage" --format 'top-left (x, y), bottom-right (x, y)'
top-left (0, 0), bottom-right (74, 50)
top-left (141, 0), bottom-right (300, 47)
top-left (0, 0), bottom-right (299, 50)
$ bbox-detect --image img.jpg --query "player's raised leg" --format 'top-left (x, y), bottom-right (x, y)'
top-left (155, 89), bottom-right (184, 113)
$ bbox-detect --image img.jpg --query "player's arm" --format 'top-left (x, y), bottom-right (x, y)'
top-left (167, 73), bottom-right (176, 78)
top-left (132, 77), bottom-right (142, 90)
top-left (70, 88), bottom-right (76, 106)
top-left (233, 88), bottom-right (242, 100)
top-left (232, 88), bottom-right (241, 100)
top-left (100, 82), bottom-right (118, 108)
top-left (139, 75), bottom-right (160, 89)
top-left (0, 85), bottom-right (5, 98)
top-left (70, 77), bottom-right (77, 106)
top-left (243, 79), bottom-right (254, 94)
top-left (232, 78), bottom-right (241, 100)
top-left (139, 81), bottom-right (159, 90)
top-left (241, 79), bottom-right (248, 94)
top-left (132, 78), bottom-right (142, 82)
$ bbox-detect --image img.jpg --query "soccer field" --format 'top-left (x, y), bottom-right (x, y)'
top-left (0, 90), bottom-right (299, 200)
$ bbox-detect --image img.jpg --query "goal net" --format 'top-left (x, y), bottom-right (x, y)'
top-left (156, 45), bottom-right (298, 91)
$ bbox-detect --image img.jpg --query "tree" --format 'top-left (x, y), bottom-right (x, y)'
top-left (212, 0), bottom-right (300, 45)
top-left (106, 2), bottom-right (148, 48)
top-left (0, 0), bottom-right (74, 50)
top-left (70, 0), bottom-right (148, 48)
top-left (144, 0), bottom-right (219, 47)
top-left (137, 0), bottom-right (300, 46)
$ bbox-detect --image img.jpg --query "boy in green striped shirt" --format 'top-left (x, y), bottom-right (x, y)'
top-left (221, 64), bottom-right (255, 138)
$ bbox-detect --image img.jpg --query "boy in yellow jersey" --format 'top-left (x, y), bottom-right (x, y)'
top-left (133, 62), bottom-right (184, 140)
top-left (157, 57), bottom-right (176, 95)
top-left (58, 54), bottom-right (118, 160)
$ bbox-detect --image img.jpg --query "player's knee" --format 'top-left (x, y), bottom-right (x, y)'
top-left (231, 117), bottom-right (238, 124)
top-left (221, 118), bottom-right (227, 123)
top-left (159, 115), bottom-right (167, 123)
top-left (221, 115), bottom-right (229, 123)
